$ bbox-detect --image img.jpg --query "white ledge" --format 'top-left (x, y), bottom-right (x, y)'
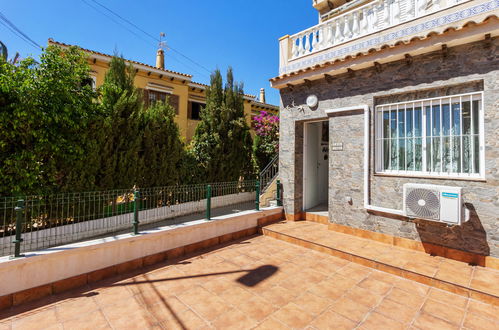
top-left (325, 104), bottom-right (369, 115)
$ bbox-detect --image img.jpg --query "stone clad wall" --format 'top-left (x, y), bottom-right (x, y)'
top-left (279, 38), bottom-right (499, 256)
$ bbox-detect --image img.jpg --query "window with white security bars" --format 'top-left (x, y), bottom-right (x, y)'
top-left (375, 92), bottom-right (484, 178)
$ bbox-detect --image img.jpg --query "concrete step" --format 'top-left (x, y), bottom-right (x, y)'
top-left (259, 177), bottom-right (278, 208)
top-left (261, 220), bottom-right (499, 307)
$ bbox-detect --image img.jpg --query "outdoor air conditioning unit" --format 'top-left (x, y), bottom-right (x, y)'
top-left (403, 183), bottom-right (466, 225)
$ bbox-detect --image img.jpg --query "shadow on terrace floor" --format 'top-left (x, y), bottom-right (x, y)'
top-left (305, 203), bottom-right (328, 216)
top-left (129, 264), bottom-right (279, 330)
top-left (416, 203), bottom-right (490, 265)
top-left (0, 235), bottom-right (278, 322)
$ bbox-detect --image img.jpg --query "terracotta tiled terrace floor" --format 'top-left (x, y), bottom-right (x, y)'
top-left (263, 221), bottom-right (499, 301)
top-left (1, 235), bottom-right (499, 329)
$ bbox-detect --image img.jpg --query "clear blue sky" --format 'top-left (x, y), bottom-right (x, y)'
top-left (1, 0), bottom-right (318, 106)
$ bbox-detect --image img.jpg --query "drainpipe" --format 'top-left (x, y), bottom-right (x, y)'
top-left (325, 105), bottom-right (404, 216)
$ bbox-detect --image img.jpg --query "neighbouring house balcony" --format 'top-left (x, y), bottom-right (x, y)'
top-left (277, 0), bottom-right (497, 79)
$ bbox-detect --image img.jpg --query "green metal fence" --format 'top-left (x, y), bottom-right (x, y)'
top-left (0, 180), bottom-right (260, 258)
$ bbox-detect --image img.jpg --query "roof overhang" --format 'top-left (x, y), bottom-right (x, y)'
top-left (48, 39), bottom-right (193, 81)
top-left (87, 52), bottom-right (192, 82)
top-left (189, 82), bottom-right (263, 104)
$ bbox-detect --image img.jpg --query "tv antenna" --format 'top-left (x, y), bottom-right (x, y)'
top-left (159, 32), bottom-right (168, 50)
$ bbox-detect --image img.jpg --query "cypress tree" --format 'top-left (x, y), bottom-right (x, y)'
top-left (189, 68), bottom-right (254, 182)
top-left (97, 56), bottom-right (143, 189)
top-left (138, 99), bottom-right (186, 187)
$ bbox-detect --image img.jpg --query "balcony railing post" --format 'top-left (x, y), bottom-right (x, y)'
top-left (276, 180), bottom-right (283, 207)
top-left (206, 185), bottom-right (211, 220)
top-left (255, 181), bottom-right (260, 211)
top-left (278, 34), bottom-right (291, 72)
top-left (133, 190), bottom-right (140, 235)
top-left (12, 199), bottom-right (25, 258)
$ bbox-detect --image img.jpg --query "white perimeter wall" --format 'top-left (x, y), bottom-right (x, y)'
top-left (0, 207), bottom-right (282, 296)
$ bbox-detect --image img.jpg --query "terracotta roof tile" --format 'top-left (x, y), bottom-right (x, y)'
top-left (48, 39), bottom-right (192, 78)
top-left (47, 39), bottom-right (275, 106)
top-left (189, 80), bottom-right (258, 100)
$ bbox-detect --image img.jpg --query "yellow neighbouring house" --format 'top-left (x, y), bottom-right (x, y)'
top-left (48, 39), bottom-right (278, 142)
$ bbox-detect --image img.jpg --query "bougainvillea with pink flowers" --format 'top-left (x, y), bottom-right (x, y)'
top-left (252, 111), bottom-right (279, 170)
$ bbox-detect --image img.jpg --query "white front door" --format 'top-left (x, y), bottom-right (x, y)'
top-left (317, 121), bottom-right (329, 204)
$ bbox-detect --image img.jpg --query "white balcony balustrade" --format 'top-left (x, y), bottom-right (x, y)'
top-left (290, 0), bottom-right (467, 60)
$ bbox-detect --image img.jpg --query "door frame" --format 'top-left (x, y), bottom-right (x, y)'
top-left (302, 118), bottom-right (329, 211)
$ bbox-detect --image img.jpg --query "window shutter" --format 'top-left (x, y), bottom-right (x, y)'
top-left (169, 94), bottom-right (180, 115)
top-left (140, 88), bottom-right (149, 108)
top-left (188, 101), bottom-right (193, 119)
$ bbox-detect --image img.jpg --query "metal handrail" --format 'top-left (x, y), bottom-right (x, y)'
top-left (0, 180), bottom-right (258, 257)
top-left (259, 154), bottom-right (279, 193)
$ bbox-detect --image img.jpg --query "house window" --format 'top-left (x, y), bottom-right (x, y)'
top-left (188, 101), bottom-right (203, 120)
top-left (376, 92), bottom-right (484, 178)
top-left (146, 91), bottom-right (179, 115)
top-left (82, 76), bottom-right (97, 90)
top-left (148, 90), bottom-right (167, 105)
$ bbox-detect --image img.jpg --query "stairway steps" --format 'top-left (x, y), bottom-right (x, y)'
top-left (261, 221), bottom-right (499, 307)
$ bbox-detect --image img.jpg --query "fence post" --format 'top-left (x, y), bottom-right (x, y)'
top-left (206, 185), bottom-right (211, 220)
top-left (255, 181), bottom-right (260, 211)
top-left (12, 199), bottom-right (25, 258)
top-left (276, 179), bottom-right (282, 206)
top-left (133, 190), bottom-right (140, 235)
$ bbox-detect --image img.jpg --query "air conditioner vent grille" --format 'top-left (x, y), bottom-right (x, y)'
top-left (405, 188), bottom-right (440, 220)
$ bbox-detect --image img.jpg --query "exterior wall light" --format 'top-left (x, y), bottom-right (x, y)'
top-left (306, 94), bottom-right (319, 108)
